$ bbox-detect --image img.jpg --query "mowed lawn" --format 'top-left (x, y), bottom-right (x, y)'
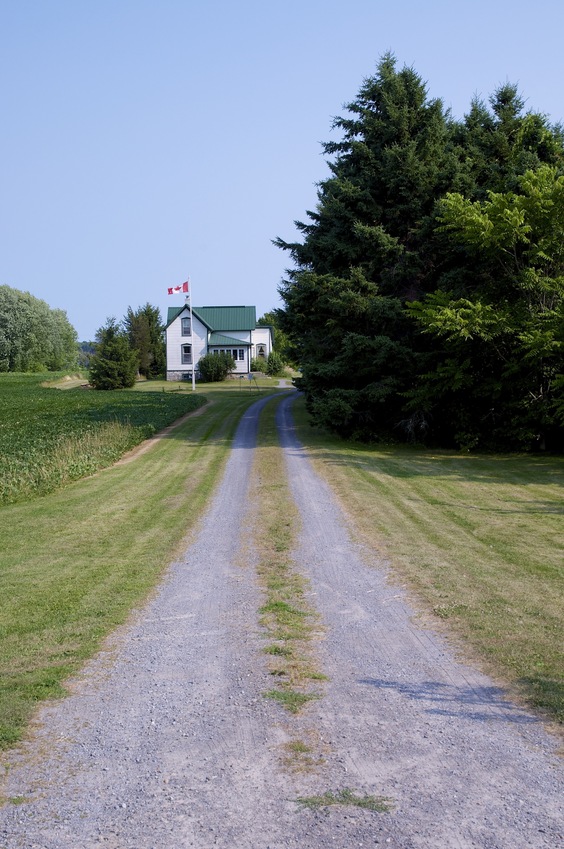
top-left (291, 396), bottom-right (564, 726)
top-left (1, 378), bottom-right (562, 750)
top-left (0, 373), bottom-right (206, 504)
top-left (0, 379), bottom-right (281, 749)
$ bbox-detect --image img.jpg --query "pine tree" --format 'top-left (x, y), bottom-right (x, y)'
top-left (89, 318), bottom-right (139, 390)
top-left (276, 54), bottom-right (460, 437)
top-left (123, 303), bottom-right (165, 379)
top-left (277, 55), bottom-right (564, 449)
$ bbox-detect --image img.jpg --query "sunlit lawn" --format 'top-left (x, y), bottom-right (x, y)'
top-left (291, 396), bottom-right (564, 725)
top-left (0, 379), bottom-right (284, 748)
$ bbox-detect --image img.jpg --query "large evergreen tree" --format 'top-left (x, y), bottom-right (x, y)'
top-left (277, 55), bottom-right (564, 450)
top-left (276, 54), bottom-right (461, 437)
top-left (123, 303), bottom-right (165, 379)
top-left (89, 318), bottom-right (139, 390)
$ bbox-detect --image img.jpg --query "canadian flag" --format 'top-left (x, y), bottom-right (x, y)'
top-left (167, 281), bottom-right (189, 295)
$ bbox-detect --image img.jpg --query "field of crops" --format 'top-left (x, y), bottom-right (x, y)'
top-left (0, 373), bottom-right (205, 504)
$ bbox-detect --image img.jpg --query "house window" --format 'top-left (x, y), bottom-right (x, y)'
top-left (181, 344), bottom-right (192, 364)
top-left (181, 318), bottom-right (191, 336)
top-left (257, 344), bottom-right (266, 359)
top-left (239, 349), bottom-right (244, 361)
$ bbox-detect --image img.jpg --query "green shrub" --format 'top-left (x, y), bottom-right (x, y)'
top-left (197, 352), bottom-right (235, 382)
top-left (265, 351), bottom-right (284, 376)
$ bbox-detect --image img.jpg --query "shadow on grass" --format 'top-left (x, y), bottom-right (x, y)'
top-left (400, 497), bottom-right (564, 515)
top-left (517, 676), bottom-right (564, 724)
top-left (297, 444), bottom-right (564, 487)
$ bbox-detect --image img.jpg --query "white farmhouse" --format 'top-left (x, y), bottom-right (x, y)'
top-left (165, 304), bottom-right (274, 381)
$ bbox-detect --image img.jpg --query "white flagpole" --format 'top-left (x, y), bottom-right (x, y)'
top-left (187, 278), bottom-right (195, 391)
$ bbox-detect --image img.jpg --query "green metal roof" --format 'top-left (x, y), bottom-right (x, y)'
top-left (167, 306), bottom-right (184, 325)
top-left (167, 305), bottom-right (257, 332)
top-left (209, 333), bottom-right (250, 347)
top-left (194, 306), bottom-right (256, 331)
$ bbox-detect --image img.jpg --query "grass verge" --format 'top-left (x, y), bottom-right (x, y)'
top-left (291, 395), bottom-right (564, 726)
top-left (250, 399), bottom-right (325, 714)
top-left (0, 384), bottom-right (280, 749)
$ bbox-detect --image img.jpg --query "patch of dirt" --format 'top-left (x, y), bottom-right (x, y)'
top-left (42, 374), bottom-right (87, 389)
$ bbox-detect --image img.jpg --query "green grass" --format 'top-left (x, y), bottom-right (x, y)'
top-left (6, 372), bottom-right (560, 750)
top-left (250, 400), bottom-right (325, 712)
top-left (295, 789), bottom-right (392, 813)
top-left (291, 395), bottom-right (564, 725)
top-left (264, 689), bottom-right (320, 714)
top-left (0, 373), bottom-right (206, 504)
top-left (0, 381), bottom-right (281, 748)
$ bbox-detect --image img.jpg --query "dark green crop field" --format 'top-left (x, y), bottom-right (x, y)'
top-left (0, 373), bottom-right (205, 504)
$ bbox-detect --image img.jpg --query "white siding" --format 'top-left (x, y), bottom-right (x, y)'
top-left (166, 309), bottom-right (208, 373)
top-left (208, 347), bottom-right (249, 373)
top-left (251, 326), bottom-right (273, 360)
top-left (166, 310), bottom-right (271, 378)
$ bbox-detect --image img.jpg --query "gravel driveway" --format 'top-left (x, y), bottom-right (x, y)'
top-left (1, 393), bottom-right (562, 848)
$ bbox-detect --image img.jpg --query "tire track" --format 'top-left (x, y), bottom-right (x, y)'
top-left (275, 392), bottom-right (564, 849)
top-left (0, 394), bottom-right (562, 849)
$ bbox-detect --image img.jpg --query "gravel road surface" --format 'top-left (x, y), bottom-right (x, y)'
top-left (1, 393), bottom-right (562, 849)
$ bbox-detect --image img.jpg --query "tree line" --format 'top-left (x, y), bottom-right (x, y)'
top-left (0, 287), bottom-right (288, 390)
top-left (0, 286), bottom-right (166, 388)
top-left (0, 285), bottom-right (78, 372)
top-left (276, 54), bottom-right (564, 451)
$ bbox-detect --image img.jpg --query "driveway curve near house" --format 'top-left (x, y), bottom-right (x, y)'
top-left (0, 393), bottom-right (562, 849)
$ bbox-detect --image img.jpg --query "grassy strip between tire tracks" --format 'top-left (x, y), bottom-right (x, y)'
top-left (247, 396), bottom-right (335, 776)
top-left (291, 395), bottom-right (564, 727)
top-left (251, 399), bottom-right (394, 809)
top-left (251, 398), bottom-right (325, 713)
top-left (0, 384), bottom-right (280, 750)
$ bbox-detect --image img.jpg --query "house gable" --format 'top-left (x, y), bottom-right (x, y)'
top-left (165, 304), bottom-right (271, 380)
top-left (166, 306), bottom-right (213, 331)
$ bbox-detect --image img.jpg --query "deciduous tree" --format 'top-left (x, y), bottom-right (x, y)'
top-left (0, 285), bottom-right (78, 372)
top-left (408, 166), bottom-right (564, 449)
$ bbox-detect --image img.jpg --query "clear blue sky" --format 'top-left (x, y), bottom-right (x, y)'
top-left (1, 0), bottom-right (563, 341)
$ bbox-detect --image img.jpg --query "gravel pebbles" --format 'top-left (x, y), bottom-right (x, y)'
top-left (0, 393), bottom-right (562, 849)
